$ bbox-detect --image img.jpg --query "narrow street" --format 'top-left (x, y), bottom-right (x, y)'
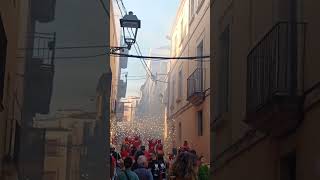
top-left (1, 0), bottom-right (320, 180)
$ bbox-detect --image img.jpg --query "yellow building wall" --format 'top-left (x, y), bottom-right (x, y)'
top-left (169, 0), bottom-right (211, 162)
top-left (44, 130), bottom-right (69, 180)
top-left (0, 1), bottom-right (30, 179)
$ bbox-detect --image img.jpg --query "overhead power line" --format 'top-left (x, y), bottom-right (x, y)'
top-left (126, 78), bottom-right (146, 80)
top-left (17, 52), bottom-right (210, 61)
top-left (18, 45), bottom-right (110, 50)
top-left (114, 0), bottom-right (154, 80)
top-left (115, 0), bottom-right (124, 16)
top-left (111, 53), bottom-right (211, 60)
top-left (119, 0), bottom-right (128, 14)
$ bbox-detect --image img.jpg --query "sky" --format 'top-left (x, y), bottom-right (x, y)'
top-left (114, 0), bottom-right (180, 97)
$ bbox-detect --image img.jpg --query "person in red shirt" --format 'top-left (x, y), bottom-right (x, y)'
top-left (120, 145), bottom-right (129, 159)
top-left (148, 146), bottom-right (155, 154)
top-left (155, 139), bottom-right (163, 154)
top-left (182, 140), bottom-right (190, 151)
top-left (148, 139), bottom-right (155, 153)
top-left (153, 139), bottom-right (157, 148)
top-left (133, 140), bottom-right (140, 149)
top-left (140, 146), bottom-right (151, 161)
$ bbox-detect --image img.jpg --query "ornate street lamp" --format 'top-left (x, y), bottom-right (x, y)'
top-left (110, 11), bottom-right (141, 53)
top-left (120, 11), bottom-right (141, 50)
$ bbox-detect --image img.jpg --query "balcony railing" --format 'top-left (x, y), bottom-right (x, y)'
top-left (24, 32), bottom-right (56, 116)
top-left (29, 60), bottom-right (55, 114)
top-left (246, 22), bottom-right (306, 135)
top-left (31, 0), bottom-right (57, 23)
top-left (187, 68), bottom-right (204, 105)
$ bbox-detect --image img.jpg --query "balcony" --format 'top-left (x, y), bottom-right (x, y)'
top-left (28, 60), bottom-right (54, 114)
top-left (187, 68), bottom-right (205, 106)
top-left (24, 32), bottom-right (56, 117)
top-left (245, 22), bottom-right (306, 136)
top-left (31, 0), bottom-right (56, 23)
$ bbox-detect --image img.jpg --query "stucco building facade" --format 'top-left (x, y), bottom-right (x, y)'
top-left (210, 0), bottom-right (320, 179)
top-left (168, 0), bottom-right (211, 162)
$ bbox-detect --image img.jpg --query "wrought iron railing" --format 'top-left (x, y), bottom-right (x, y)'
top-left (24, 32), bottom-right (56, 116)
top-left (187, 68), bottom-right (204, 100)
top-left (247, 22), bottom-right (306, 113)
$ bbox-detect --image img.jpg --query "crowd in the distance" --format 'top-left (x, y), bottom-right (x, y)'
top-left (110, 136), bottom-right (209, 180)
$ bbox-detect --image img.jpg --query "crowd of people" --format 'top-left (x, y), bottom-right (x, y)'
top-left (110, 136), bottom-right (209, 180)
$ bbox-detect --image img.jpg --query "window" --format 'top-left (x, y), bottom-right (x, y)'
top-left (197, 40), bottom-right (204, 91)
top-left (46, 139), bottom-right (59, 157)
top-left (280, 152), bottom-right (296, 180)
top-left (197, 40), bottom-right (204, 67)
top-left (171, 78), bottom-right (176, 106)
top-left (0, 15), bottom-right (7, 111)
top-left (197, 111), bottom-right (203, 136)
top-left (44, 171), bottom-right (57, 180)
top-left (215, 26), bottom-right (231, 119)
top-left (177, 70), bottom-right (183, 101)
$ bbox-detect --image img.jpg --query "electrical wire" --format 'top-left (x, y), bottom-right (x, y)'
top-left (126, 75), bottom-right (146, 78)
top-left (16, 53), bottom-right (108, 60)
top-left (114, 0), bottom-right (153, 81)
top-left (119, 0), bottom-right (127, 14)
top-left (18, 45), bottom-right (110, 50)
top-left (114, 0), bottom-right (124, 16)
top-left (115, 0), bottom-right (154, 80)
top-left (18, 44), bottom-right (207, 60)
top-left (126, 78), bottom-right (146, 80)
top-left (132, 43), bottom-right (153, 77)
top-left (17, 52), bottom-right (210, 61)
top-left (128, 30), bottom-right (153, 78)
top-left (110, 0), bottom-right (210, 85)
top-left (111, 52), bottom-right (210, 60)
